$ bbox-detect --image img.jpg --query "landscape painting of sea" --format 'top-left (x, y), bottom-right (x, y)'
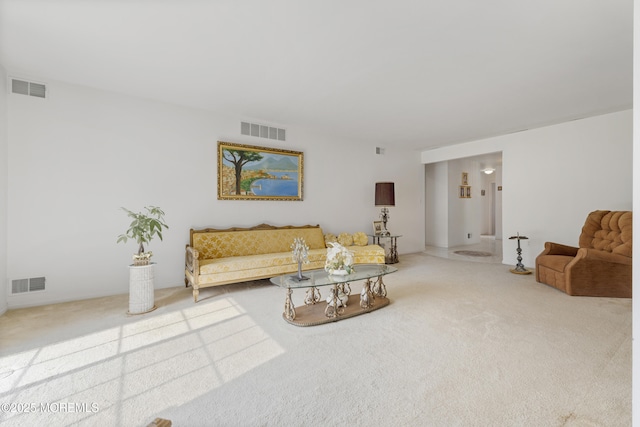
top-left (217, 141), bottom-right (304, 201)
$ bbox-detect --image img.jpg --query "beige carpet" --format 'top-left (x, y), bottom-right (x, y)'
top-left (0, 253), bottom-right (631, 426)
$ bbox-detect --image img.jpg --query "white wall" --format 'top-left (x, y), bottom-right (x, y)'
top-left (447, 157), bottom-right (484, 247)
top-left (0, 65), bottom-right (8, 315)
top-left (494, 166), bottom-right (503, 240)
top-left (5, 79), bottom-right (424, 308)
top-left (480, 169), bottom-right (499, 236)
top-left (424, 162), bottom-right (448, 247)
top-left (422, 109), bottom-right (632, 268)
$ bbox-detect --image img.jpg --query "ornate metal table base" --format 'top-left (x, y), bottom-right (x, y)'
top-left (304, 286), bottom-right (321, 305)
top-left (324, 286), bottom-right (345, 318)
top-left (282, 278), bottom-right (389, 327)
top-left (371, 276), bottom-right (387, 297)
top-left (360, 278), bottom-right (374, 309)
top-left (282, 294), bottom-right (390, 327)
top-left (273, 265), bottom-right (397, 327)
top-left (284, 288), bottom-right (296, 321)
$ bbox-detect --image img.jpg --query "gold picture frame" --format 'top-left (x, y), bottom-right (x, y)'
top-left (462, 172), bottom-right (468, 186)
top-left (218, 141), bottom-right (303, 201)
top-left (459, 185), bottom-right (471, 198)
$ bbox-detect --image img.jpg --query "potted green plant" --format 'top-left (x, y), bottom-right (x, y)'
top-left (117, 206), bottom-right (169, 266)
top-left (118, 206), bottom-right (168, 315)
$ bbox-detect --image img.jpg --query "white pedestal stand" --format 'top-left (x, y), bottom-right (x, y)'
top-left (128, 263), bottom-right (157, 315)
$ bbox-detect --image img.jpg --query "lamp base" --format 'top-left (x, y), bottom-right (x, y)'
top-left (380, 208), bottom-right (390, 236)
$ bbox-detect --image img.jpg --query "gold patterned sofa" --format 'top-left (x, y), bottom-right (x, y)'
top-left (184, 224), bottom-right (385, 302)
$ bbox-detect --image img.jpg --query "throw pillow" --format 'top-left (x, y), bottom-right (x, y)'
top-left (337, 232), bottom-right (353, 246)
top-left (324, 233), bottom-right (337, 246)
top-left (352, 232), bottom-right (368, 246)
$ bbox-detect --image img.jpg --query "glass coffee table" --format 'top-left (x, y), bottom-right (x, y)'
top-left (270, 264), bottom-right (397, 327)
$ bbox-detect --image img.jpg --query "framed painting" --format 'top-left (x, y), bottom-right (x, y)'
top-left (372, 221), bottom-right (383, 235)
top-left (459, 185), bottom-right (471, 198)
top-left (218, 141), bottom-right (303, 201)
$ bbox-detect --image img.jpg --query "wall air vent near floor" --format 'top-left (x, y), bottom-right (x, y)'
top-left (11, 277), bottom-right (46, 294)
top-left (10, 78), bottom-right (47, 98)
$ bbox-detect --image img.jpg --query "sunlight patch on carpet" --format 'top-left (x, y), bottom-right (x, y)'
top-left (0, 295), bottom-right (284, 425)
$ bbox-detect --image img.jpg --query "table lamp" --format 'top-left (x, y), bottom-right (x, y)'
top-left (375, 182), bottom-right (395, 236)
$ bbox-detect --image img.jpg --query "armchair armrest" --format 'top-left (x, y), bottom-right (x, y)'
top-left (564, 247), bottom-right (633, 297)
top-left (540, 242), bottom-right (579, 257)
top-left (574, 248), bottom-right (632, 266)
top-left (184, 245), bottom-right (200, 286)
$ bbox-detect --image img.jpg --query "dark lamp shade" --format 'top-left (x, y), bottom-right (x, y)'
top-left (375, 182), bottom-right (395, 206)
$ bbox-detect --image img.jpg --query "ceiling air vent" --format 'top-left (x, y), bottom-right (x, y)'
top-left (11, 277), bottom-right (46, 294)
top-left (10, 78), bottom-right (47, 99)
top-left (241, 121), bottom-right (286, 141)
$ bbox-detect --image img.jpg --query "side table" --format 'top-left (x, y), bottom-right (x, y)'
top-left (369, 234), bottom-right (401, 264)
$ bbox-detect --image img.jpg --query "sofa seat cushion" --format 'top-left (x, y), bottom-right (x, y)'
top-left (197, 259), bottom-right (327, 286)
top-left (350, 245), bottom-right (385, 264)
top-left (199, 248), bottom-right (328, 275)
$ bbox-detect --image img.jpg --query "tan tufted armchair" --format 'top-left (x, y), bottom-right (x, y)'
top-left (535, 210), bottom-right (632, 298)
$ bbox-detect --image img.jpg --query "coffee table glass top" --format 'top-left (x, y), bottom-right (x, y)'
top-left (270, 264), bottom-right (397, 289)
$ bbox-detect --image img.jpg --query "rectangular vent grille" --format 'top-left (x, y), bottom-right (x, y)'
top-left (241, 121), bottom-right (286, 141)
top-left (11, 277), bottom-right (46, 294)
top-left (11, 78), bottom-right (47, 98)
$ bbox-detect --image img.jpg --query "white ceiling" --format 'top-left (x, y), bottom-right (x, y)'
top-left (0, 1), bottom-right (632, 151)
